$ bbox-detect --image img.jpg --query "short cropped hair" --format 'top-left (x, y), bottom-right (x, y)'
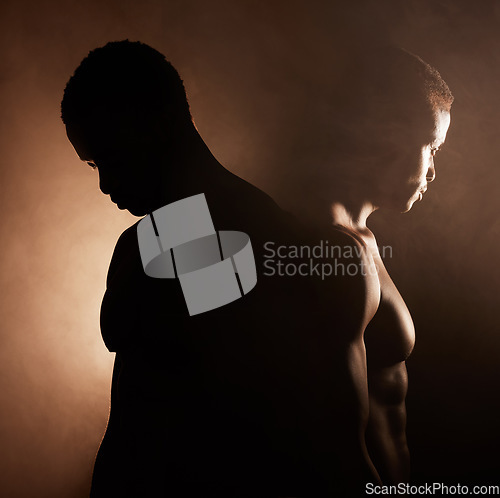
top-left (61, 40), bottom-right (191, 126)
top-left (327, 46), bottom-right (454, 158)
top-left (360, 46), bottom-right (454, 116)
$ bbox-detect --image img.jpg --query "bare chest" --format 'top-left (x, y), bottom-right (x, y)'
top-left (364, 255), bottom-right (415, 368)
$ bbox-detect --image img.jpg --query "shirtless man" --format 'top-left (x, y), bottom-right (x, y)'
top-left (61, 41), bottom-right (452, 496)
top-left (279, 47), bottom-right (453, 487)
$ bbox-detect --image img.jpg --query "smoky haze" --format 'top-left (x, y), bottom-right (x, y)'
top-left (0, 0), bottom-right (499, 496)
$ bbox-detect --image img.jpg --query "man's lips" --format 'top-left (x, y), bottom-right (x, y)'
top-left (415, 186), bottom-right (427, 202)
top-left (110, 195), bottom-right (127, 210)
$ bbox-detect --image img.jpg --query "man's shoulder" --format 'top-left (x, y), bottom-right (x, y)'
top-left (106, 221), bottom-right (142, 283)
top-left (205, 174), bottom-right (293, 236)
top-left (285, 224), bottom-right (380, 327)
top-left (113, 221), bottom-right (141, 257)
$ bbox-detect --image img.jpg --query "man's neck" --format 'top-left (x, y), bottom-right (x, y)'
top-left (330, 200), bottom-right (378, 236)
top-left (289, 191), bottom-right (378, 237)
top-left (148, 127), bottom-right (228, 212)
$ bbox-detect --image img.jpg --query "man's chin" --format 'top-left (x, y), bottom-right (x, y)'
top-left (116, 203), bottom-right (149, 217)
top-left (380, 197), bottom-right (415, 214)
top-left (128, 207), bottom-right (150, 217)
top-left (400, 201), bottom-right (415, 213)
top-left (399, 192), bottom-right (422, 213)
top-left (400, 199), bottom-right (415, 214)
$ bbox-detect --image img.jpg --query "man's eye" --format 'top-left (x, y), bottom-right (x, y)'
top-left (87, 162), bottom-right (97, 170)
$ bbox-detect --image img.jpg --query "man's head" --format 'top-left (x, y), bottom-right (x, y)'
top-left (61, 40), bottom-right (192, 132)
top-left (326, 46), bottom-right (453, 212)
top-left (62, 40), bottom-right (193, 216)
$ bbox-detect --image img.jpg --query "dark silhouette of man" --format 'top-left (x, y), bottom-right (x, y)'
top-left (61, 41), bottom-right (452, 496)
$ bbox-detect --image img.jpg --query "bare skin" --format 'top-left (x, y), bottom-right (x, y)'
top-left (66, 72), bottom-right (449, 493)
top-left (67, 115), bottom-right (386, 495)
top-left (358, 228), bottom-right (415, 484)
top-left (63, 40), bottom-right (455, 497)
top-left (321, 109), bottom-right (451, 484)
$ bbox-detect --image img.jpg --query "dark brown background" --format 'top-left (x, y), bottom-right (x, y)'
top-left (1, 0), bottom-right (499, 496)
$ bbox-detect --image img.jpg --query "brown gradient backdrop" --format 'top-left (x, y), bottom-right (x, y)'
top-left (0, 0), bottom-right (499, 496)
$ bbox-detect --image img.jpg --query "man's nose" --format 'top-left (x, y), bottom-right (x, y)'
top-left (98, 168), bottom-right (114, 195)
top-left (426, 161), bottom-right (436, 182)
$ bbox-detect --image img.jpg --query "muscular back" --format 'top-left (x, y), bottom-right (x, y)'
top-left (94, 172), bottom-right (383, 496)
